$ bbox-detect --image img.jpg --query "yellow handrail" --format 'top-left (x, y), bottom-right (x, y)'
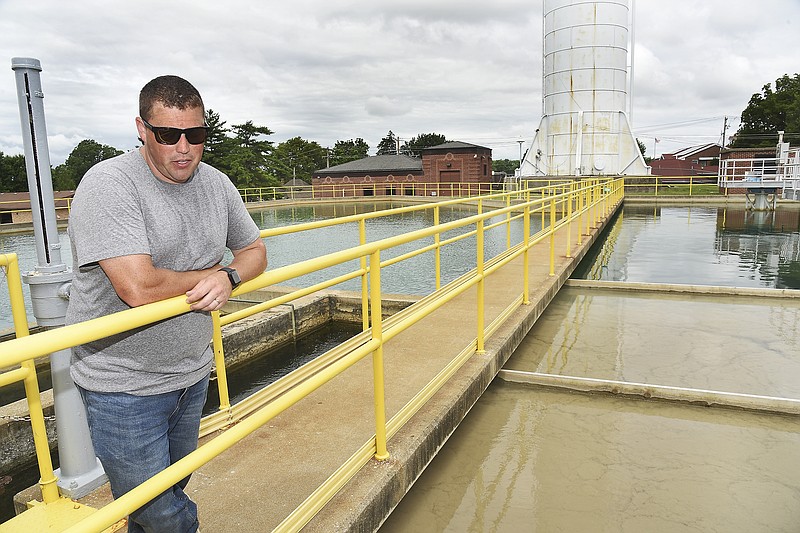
top-left (0, 254), bottom-right (60, 505)
top-left (0, 178), bottom-right (623, 532)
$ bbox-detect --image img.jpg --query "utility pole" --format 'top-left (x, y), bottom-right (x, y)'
top-left (721, 116), bottom-right (729, 147)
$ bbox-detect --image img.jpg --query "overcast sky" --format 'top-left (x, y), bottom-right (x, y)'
top-left (1, 1), bottom-right (798, 166)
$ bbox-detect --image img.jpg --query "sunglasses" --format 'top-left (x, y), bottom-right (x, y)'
top-left (141, 117), bottom-right (209, 145)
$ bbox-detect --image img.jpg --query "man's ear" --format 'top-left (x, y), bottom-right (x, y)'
top-left (135, 117), bottom-right (147, 145)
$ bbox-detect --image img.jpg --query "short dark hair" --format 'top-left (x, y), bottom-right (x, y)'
top-left (139, 75), bottom-right (204, 121)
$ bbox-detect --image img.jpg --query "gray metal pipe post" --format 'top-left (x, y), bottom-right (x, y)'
top-left (12, 57), bottom-right (106, 498)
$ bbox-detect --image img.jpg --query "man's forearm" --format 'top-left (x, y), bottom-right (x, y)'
top-left (99, 254), bottom-right (222, 307)
top-left (138, 265), bottom-right (224, 304)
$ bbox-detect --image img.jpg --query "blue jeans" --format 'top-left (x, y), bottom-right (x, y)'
top-left (78, 374), bottom-right (210, 533)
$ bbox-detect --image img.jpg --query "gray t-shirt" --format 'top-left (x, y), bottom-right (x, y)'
top-left (66, 149), bottom-right (260, 395)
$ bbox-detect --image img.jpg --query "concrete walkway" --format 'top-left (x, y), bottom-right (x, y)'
top-left (77, 199), bottom-right (621, 531)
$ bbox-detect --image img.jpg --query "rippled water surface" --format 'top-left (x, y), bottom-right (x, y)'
top-left (381, 203), bottom-right (800, 533)
top-left (575, 204), bottom-right (800, 288)
top-left (380, 381), bottom-right (800, 533)
top-left (0, 201), bottom-right (525, 331)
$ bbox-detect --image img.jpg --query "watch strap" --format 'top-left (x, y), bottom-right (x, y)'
top-left (218, 267), bottom-right (241, 289)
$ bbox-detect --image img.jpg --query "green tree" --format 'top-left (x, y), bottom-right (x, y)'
top-left (201, 108), bottom-right (230, 170)
top-left (492, 159), bottom-right (519, 175)
top-left (636, 138), bottom-right (652, 163)
top-left (329, 138), bottom-right (369, 166)
top-left (271, 137), bottom-right (327, 183)
top-left (730, 73), bottom-right (800, 148)
top-left (376, 130), bottom-right (399, 155)
top-left (51, 139), bottom-right (122, 190)
top-left (0, 152), bottom-right (28, 192)
top-left (401, 133), bottom-right (448, 158)
top-left (218, 121), bottom-right (278, 188)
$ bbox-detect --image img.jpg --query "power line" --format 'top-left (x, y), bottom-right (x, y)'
top-left (636, 116), bottom-right (737, 132)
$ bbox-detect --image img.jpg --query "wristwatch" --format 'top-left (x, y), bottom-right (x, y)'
top-left (218, 267), bottom-right (241, 290)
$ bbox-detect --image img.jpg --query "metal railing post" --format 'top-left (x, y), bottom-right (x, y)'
top-left (577, 181), bottom-right (584, 246)
top-left (505, 194), bottom-right (512, 249)
top-left (359, 219), bottom-right (369, 330)
top-left (549, 195), bottom-right (556, 276)
top-left (476, 214), bottom-right (486, 354)
top-left (541, 188), bottom-right (546, 229)
top-left (522, 206), bottom-right (531, 305)
top-left (211, 311), bottom-right (231, 412)
top-left (12, 57), bottom-right (106, 498)
top-left (369, 250), bottom-right (389, 460)
top-left (585, 183), bottom-right (591, 235)
top-left (566, 182), bottom-right (573, 258)
top-left (434, 206), bottom-right (441, 290)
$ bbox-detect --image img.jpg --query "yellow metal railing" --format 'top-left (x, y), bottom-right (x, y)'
top-left (0, 254), bottom-right (59, 506)
top-left (0, 175), bottom-right (717, 228)
top-left (620, 175), bottom-right (721, 197)
top-left (0, 179), bottom-right (623, 532)
top-left (0, 198), bottom-right (72, 225)
top-left (520, 175), bottom-right (718, 197)
top-left (238, 182), bottom-right (497, 203)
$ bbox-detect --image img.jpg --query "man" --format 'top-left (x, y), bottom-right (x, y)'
top-left (66, 75), bottom-right (267, 533)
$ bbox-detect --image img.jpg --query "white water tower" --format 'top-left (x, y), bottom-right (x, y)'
top-left (520, 0), bottom-right (649, 176)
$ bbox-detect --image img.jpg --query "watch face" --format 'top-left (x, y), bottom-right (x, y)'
top-left (222, 267), bottom-right (241, 287)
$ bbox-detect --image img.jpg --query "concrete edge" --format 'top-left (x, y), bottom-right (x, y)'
top-left (624, 195), bottom-right (800, 207)
top-left (498, 369), bottom-right (800, 416)
top-left (566, 279), bottom-right (800, 299)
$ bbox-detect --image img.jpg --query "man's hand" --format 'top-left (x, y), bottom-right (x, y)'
top-left (186, 238), bottom-right (266, 312)
top-left (185, 270), bottom-right (232, 311)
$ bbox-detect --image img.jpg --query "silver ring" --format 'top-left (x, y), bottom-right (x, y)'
top-left (214, 298), bottom-right (219, 303)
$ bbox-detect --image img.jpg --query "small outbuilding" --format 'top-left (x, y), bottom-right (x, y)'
top-left (0, 191), bottom-right (73, 225)
top-left (649, 143), bottom-right (721, 176)
top-left (312, 155), bottom-right (423, 198)
top-left (311, 141), bottom-right (493, 198)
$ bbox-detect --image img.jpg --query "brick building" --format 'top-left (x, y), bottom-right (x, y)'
top-left (312, 141), bottom-right (492, 198)
top-left (421, 142), bottom-right (492, 194)
top-left (0, 191), bottom-right (73, 224)
top-left (649, 143), bottom-right (721, 176)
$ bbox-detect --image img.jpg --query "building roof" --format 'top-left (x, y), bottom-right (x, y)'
top-left (423, 141), bottom-right (491, 152)
top-left (316, 154), bottom-right (422, 174)
top-left (283, 178), bottom-right (310, 187)
top-left (668, 143), bottom-right (721, 159)
top-left (0, 191), bottom-right (74, 211)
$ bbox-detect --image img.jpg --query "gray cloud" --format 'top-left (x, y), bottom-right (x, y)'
top-left (0, 0), bottom-right (798, 165)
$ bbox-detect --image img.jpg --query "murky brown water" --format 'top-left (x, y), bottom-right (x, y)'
top-left (505, 286), bottom-right (800, 398)
top-left (381, 284), bottom-right (800, 532)
top-left (380, 381), bottom-right (800, 533)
